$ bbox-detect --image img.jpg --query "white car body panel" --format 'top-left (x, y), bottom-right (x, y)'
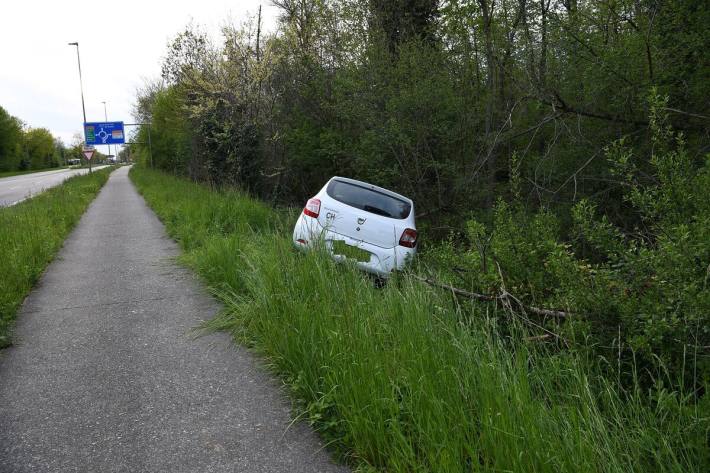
top-left (293, 177), bottom-right (417, 277)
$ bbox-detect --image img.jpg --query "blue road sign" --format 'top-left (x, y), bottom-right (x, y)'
top-left (84, 121), bottom-right (125, 145)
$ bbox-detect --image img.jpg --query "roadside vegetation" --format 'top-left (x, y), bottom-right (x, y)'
top-left (0, 167), bottom-right (114, 348)
top-left (130, 165), bottom-right (708, 472)
top-left (128, 1), bottom-right (708, 470)
top-left (0, 105), bottom-right (105, 172)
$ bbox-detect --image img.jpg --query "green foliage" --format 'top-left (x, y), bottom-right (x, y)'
top-left (132, 86), bottom-right (191, 173)
top-left (421, 100), bottom-right (710, 394)
top-left (0, 168), bottom-right (113, 347)
top-left (130, 166), bottom-right (708, 472)
top-left (132, 0), bottom-right (709, 216)
top-left (0, 106), bottom-right (24, 172)
top-left (0, 106), bottom-right (64, 171)
top-left (128, 167), bottom-right (273, 252)
top-left (127, 5), bottom-right (709, 465)
top-left (23, 127), bottom-right (59, 170)
top-left (369, 0), bottom-right (439, 53)
top-left (571, 99), bottom-right (710, 390)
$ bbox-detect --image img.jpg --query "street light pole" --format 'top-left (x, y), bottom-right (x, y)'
top-left (102, 101), bottom-right (111, 163)
top-left (68, 42), bottom-right (90, 172)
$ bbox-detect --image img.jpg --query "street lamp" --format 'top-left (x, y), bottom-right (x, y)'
top-left (102, 101), bottom-right (111, 163)
top-left (68, 41), bottom-right (90, 172)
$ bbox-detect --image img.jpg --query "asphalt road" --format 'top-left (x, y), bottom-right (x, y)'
top-left (0, 167), bottom-right (348, 473)
top-left (0, 166), bottom-right (109, 206)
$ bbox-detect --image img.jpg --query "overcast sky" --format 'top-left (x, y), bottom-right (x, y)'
top-left (0, 0), bottom-right (279, 152)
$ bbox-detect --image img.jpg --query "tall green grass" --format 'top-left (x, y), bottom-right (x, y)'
top-left (0, 167), bottom-right (114, 347)
top-left (130, 167), bottom-right (708, 472)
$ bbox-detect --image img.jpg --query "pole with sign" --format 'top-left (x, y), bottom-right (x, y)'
top-left (84, 122), bottom-right (126, 146)
top-left (82, 147), bottom-right (95, 166)
top-left (84, 121), bottom-right (125, 170)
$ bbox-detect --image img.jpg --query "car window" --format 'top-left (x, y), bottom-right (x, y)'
top-left (326, 180), bottom-right (411, 219)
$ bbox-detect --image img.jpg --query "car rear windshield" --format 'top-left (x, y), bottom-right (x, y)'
top-left (326, 180), bottom-right (411, 219)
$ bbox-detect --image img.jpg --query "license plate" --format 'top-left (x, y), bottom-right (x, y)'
top-left (332, 240), bottom-right (370, 262)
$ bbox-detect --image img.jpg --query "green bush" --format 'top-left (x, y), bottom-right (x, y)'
top-left (419, 98), bottom-right (710, 394)
top-left (572, 97), bottom-right (710, 390)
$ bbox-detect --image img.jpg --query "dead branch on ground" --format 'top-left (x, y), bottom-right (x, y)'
top-left (411, 274), bottom-right (574, 320)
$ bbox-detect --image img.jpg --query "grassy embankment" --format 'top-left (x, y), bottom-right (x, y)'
top-left (0, 167), bottom-right (114, 347)
top-left (130, 166), bottom-right (707, 473)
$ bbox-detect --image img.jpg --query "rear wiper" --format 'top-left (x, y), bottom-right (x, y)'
top-left (363, 205), bottom-right (392, 217)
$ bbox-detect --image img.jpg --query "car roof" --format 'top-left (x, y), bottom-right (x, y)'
top-left (328, 176), bottom-right (414, 205)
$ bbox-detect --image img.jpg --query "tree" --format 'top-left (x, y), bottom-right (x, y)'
top-left (0, 106), bottom-right (23, 171)
top-left (131, 0), bottom-right (709, 214)
top-left (24, 128), bottom-right (58, 170)
top-left (53, 138), bottom-right (66, 166)
top-left (369, 0), bottom-right (440, 54)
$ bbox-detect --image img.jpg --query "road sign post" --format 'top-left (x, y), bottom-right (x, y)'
top-left (84, 122), bottom-right (124, 171)
top-left (82, 147), bottom-right (95, 172)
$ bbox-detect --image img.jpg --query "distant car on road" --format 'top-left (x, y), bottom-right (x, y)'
top-left (293, 177), bottom-right (417, 277)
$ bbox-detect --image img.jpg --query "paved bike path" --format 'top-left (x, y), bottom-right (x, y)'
top-left (0, 166), bottom-right (347, 473)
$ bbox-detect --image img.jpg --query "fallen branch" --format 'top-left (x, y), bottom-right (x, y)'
top-left (524, 334), bottom-right (553, 342)
top-left (661, 107), bottom-right (710, 121)
top-left (411, 275), bottom-right (574, 319)
top-left (412, 275), bottom-right (496, 301)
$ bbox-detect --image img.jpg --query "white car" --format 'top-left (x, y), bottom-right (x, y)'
top-left (292, 176), bottom-right (417, 277)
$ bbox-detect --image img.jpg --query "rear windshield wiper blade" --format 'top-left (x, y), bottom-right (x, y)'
top-left (363, 205), bottom-right (392, 217)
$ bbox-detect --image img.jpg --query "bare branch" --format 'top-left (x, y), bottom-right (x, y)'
top-left (411, 274), bottom-right (575, 319)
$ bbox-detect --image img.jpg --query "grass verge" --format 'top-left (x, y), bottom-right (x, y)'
top-left (0, 166), bottom-right (69, 178)
top-left (130, 166), bottom-right (708, 473)
top-left (0, 167), bottom-right (114, 347)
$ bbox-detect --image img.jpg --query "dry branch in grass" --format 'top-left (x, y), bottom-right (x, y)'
top-left (411, 274), bottom-right (574, 319)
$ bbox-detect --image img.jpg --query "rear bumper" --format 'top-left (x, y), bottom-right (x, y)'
top-left (292, 215), bottom-right (415, 277)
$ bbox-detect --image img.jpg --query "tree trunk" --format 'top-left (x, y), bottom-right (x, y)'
top-left (479, 0), bottom-right (498, 208)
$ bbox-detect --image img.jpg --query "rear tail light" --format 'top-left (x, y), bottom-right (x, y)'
top-left (399, 228), bottom-right (418, 248)
top-left (303, 198), bottom-right (321, 218)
